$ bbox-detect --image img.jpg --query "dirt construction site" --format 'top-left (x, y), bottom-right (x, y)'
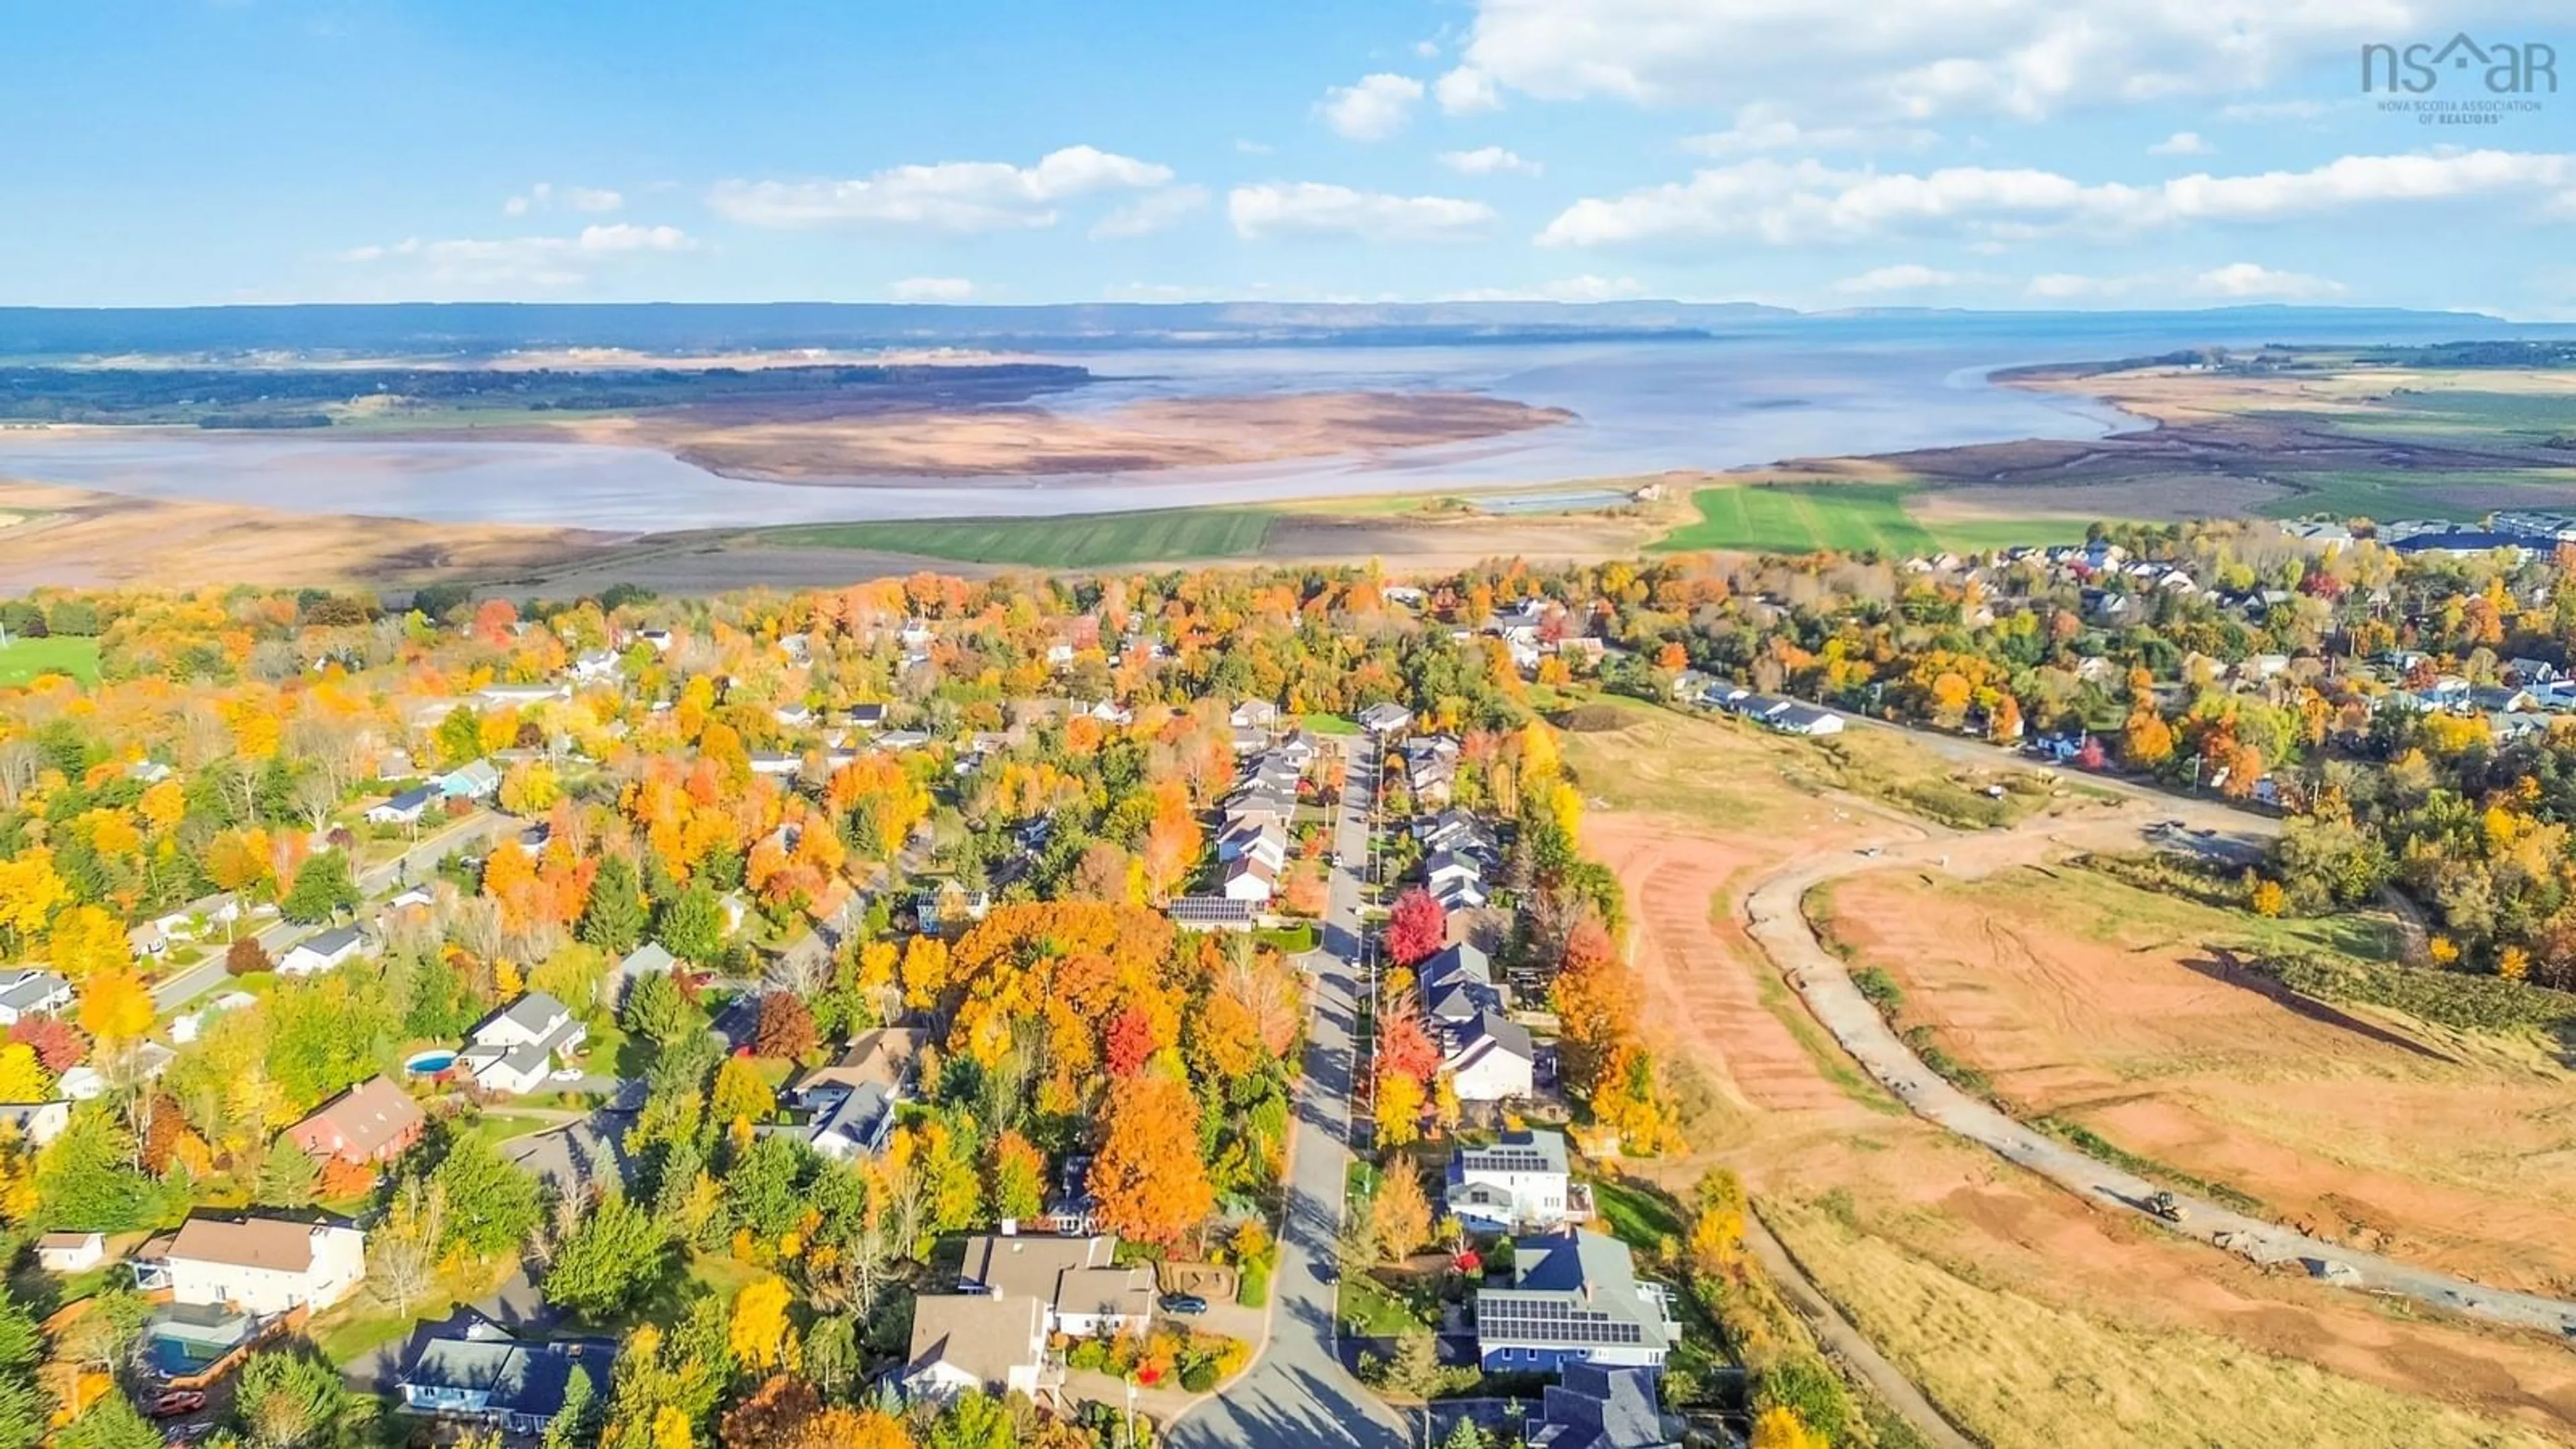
top-left (1562, 702), bottom-right (2576, 1448)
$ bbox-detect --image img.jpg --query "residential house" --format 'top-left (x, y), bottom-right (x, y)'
top-left (278, 926), bottom-right (368, 978)
top-left (460, 994), bottom-right (586, 1097)
top-left (36, 1230), bottom-right (106, 1275)
top-left (398, 1320), bottom-right (617, 1436)
top-left (1415, 810), bottom-right (1499, 867)
top-left (748, 750), bottom-right (802, 778)
top-left (916, 880), bottom-right (991, 935)
top-left (284, 1077), bottom-right (425, 1167)
top-left (614, 943), bottom-right (680, 1001)
top-left (772, 1027), bottom-right (924, 1161)
top-left (1527, 1364), bottom-right (1679, 1449)
top-left (1767, 702), bottom-right (1844, 737)
top-left (1475, 1230), bottom-right (1679, 1374)
top-left (1424, 849), bottom-right (1489, 910)
top-left (133, 1214), bottom-right (368, 1315)
top-left (1401, 735), bottom-right (1462, 806)
top-left (570, 649), bottom-right (624, 685)
top-left (1357, 702), bottom-right (1415, 737)
top-left (1446, 1130), bottom-right (1580, 1233)
top-left (475, 683), bottom-right (568, 710)
top-left (959, 1233), bottom-right (1154, 1338)
top-left (2508, 657), bottom-right (2564, 687)
top-left (438, 759), bottom-right (503, 802)
top-left (1220, 854), bottom-right (1277, 904)
top-left (1167, 897), bottom-right (1258, 932)
top-left (1446, 1011), bottom-right (1536, 1104)
top-left (0, 968), bottom-right (72, 1026)
top-left (1419, 943), bottom-right (1501, 1026)
top-left (902, 1295), bottom-right (1050, 1403)
top-left (848, 702), bottom-right (890, 730)
top-left (1230, 700), bottom-right (1280, 731)
top-left (0, 1100), bottom-right (70, 1146)
top-left (366, 786), bottom-right (437, 826)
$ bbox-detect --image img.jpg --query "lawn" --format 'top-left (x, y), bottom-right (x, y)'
top-left (1585, 1177), bottom-right (1684, 1250)
top-left (755, 508), bottom-right (1279, 568)
top-left (1339, 1269), bottom-right (1434, 1338)
top-left (0, 636), bottom-right (101, 686)
top-left (1297, 712), bottom-right (1360, 737)
top-left (460, 1110), bottom-right (559, 1150)
top-left (1652, 483), bottom-right (2087, 557)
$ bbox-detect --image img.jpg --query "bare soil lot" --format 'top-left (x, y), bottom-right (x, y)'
top-left (1563, 705), bottom-right (2576, 1443)
top-left (1816, 865), bottom-right (2576, 1295)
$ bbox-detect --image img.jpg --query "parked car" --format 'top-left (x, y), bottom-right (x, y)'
top-left (151, 1390), bottom-right (207, 1419)
top-left (1157, 1293), bottom-right (1209, 1316)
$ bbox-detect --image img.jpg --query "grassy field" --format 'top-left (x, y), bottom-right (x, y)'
top-left (757, 508), bottom-right (1278, 568)
top-left (0, 636), bottom-right (100, 686)
top-left (1768, 1199), bottom-right (2561, 1449)
top-left (1652, 482), bottom-right (2085, 556)
top-left (2253, 468), bottom-right (2576, 523)
top-left (2294, 390), bottom-right (2576, 446)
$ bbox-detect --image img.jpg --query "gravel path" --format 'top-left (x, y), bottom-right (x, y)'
top-left (1747, 799), bottom-right (2576, 1340)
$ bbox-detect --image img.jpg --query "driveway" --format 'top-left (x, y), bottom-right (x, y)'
top-left (1745, 794), bottom-right (2576, 1337)
top-left (1170, 741), bottom-right (1407, 1449)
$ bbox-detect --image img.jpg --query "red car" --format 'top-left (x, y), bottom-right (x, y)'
top-left (150, 1389), bottom-right (205, 1419)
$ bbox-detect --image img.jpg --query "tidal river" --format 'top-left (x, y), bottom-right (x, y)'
top-left (0, 311), bottom-right (2532, 530)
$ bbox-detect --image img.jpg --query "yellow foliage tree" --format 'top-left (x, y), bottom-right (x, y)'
top-left (0, 1043), bottom-right (50, 1103)
top-left (727, 1276), bottom-right (799, 1374)
top-left (1750, 1407), bottom-right (1827, 1449)
top-left (48, 905), bottom-right (131, 981)
top-left (1373, 1069), bottom-right (1425, 1148)
top-left (80, 969), bottom-right (154, 1044)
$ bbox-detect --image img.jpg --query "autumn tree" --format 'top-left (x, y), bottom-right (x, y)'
top-left (78, 970), bottom-right (153, 1045)
top-left (1370, 1164), bottom-right (1434, 1262)
top-left (1550, 914), bottom-right (1635, 1097)
top-left (752, 993), bottom-right (817, 1061)
top-left (1386, 888), bottom-right (1446, 967)
top-left (1089, 1074), bottom-right (1214, 1247)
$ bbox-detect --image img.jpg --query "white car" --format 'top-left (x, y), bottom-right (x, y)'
top-left (550, 1067), bottom-right (585, 1083)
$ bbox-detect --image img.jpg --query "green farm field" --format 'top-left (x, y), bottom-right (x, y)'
top-left (756, 508), bottom-right (1279, 568)
top-left (2252, 468), bottom-right (2576, 523)
top-left (1651, 482), bottom-right (2086, 556)
top-left (0, 636), bottom-right (101, 686)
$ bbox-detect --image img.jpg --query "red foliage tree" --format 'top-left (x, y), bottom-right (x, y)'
top-left (1104, 1005), bottom-right (1157, 1079)
top-left (7, 1014), bottom-right (87, 1074)
top-left (1386, 888), bottom-right (1447, 968)
top-left (1375, 995), bottom-right (1442, 1085)
top-left (225, 937), bottom-right (273, 976)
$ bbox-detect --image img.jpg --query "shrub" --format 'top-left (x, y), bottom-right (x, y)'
top-left (225, 938), bottom-right (273, 976)
top-left (1849, 967), bottom-right (1903, 1014)
top-left (1181, 1362), bottom-right (1218, 1393)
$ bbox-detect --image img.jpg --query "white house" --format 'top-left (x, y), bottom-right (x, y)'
top-left (460, 994), bottom-right (587, 1097)
top-left (0, 1100), bottom-right (70, 1146)
top-left (1357, 702), bottom-right (1414, 736)
top-left (1446, 1011), bottom-right (1537, 1104)
top-left (135, 1214), bottom-right (368, 1315)
top-left (0, 968), bottom-right (72, 1026)
top-left (366, 786), bottom-right (437, 826)
top-left (902, 1295), bottom-right (1049, 1402)
top-left (1221, 855), bottom-right (1277, 904)
top-left (278, 926), bottom-right (368, 978)
top-left (1446, 1130), bottom-right (1576, 1233)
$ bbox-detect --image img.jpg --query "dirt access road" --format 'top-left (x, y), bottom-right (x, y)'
top-left (1747, 792), bottom-right (2576, 1338)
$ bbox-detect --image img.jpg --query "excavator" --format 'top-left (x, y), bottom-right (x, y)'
top-left (2147, 1191), bottom-right (2188, 1224)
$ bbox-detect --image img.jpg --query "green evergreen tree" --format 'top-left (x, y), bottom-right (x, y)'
top-left (254, 1141), bottom-right (319, 1209)
top-left (577, 854), bottom-right (647, 958)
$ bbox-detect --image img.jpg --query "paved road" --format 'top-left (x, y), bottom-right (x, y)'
top-left (152, 810), bottom-right (515, 1011)
top-left (1746, 794), bottom-right (2576, 1338)
top-left (1171, 742), bottom-right (1407, 1449)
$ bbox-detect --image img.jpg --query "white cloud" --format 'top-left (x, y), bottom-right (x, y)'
top-left (2218, 97), bottom-right (2339, 122)
top-left (1434, 65), bottom-right (1504, 115)
top-left (2149, 131), bottom-right (2212, 156)
top-left (1235, 139), bottom-right (1275, 156)
top-left (1540, 149), bottom-right (2576, 248)
top-left (1831, 263), bottom-right (1967, 294)
top-left (336, 223), bottom-right (696, 291)
top-left (890, 276), bottom-right (975, 302)
top-left (1683, 106), bottom-right (1938, 156)
top-left (1228, 183), bottom-right (1498, 243)
top-left (1320, 73), bottom-right (1426, 142)
top-left (2025, 262), bottom-right (2345, 302)
top-left (708, 146), bottom-right (1175, 231)
top-left (1451, 0), bottom-right (2479, 121)
top-left (502, 182), bottom-right (623, 217)
top-left (1089, 184), bottom-right (1212, 239)
top-left (1437, 146), bottom-right (1543, 177)
top-left (1443, 275), bottom-right (1649, 301)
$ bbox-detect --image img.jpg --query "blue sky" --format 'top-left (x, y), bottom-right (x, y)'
top-left (5, 0), bottom-right (2574, 315)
